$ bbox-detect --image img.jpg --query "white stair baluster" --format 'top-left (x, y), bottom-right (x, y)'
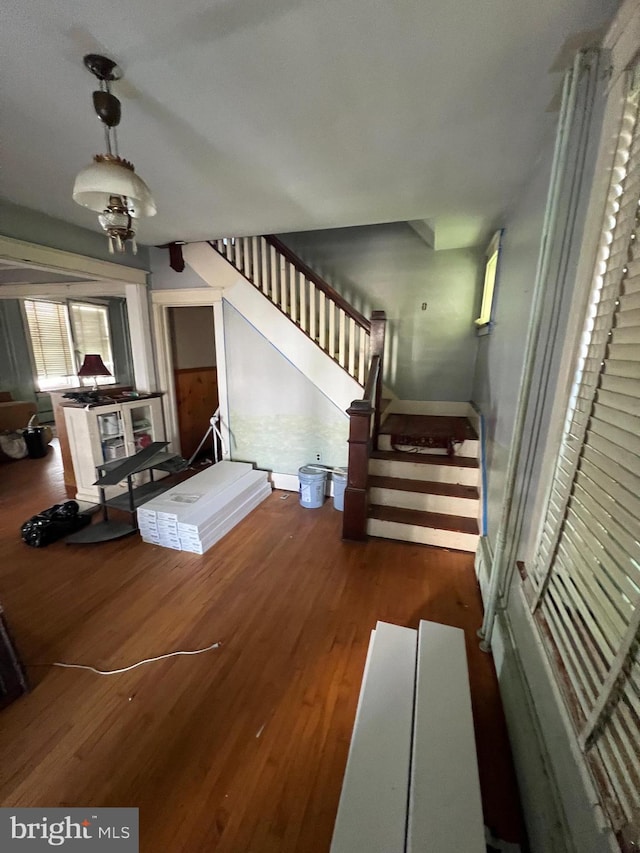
top-left (339, 310), bottom-right (346, 367)
top-left (243, 238), bottom-right (251, 279)
top-left (289, 263), bottom-right (297, 324)
top-left (328, 301), bottom-right (336, 358)
top-left (270, 246), bottom-right (279, 305)
top-left (358, 327), bottom-right (367, 384)
top-left (261, 239), bottom-right (270, 295)
top-left (299, 273), bottom-right (307, 332)
top-left (251, 237), bottom-right (261, 289)
top-left (348, 317), bottom-right (356, 377)
top-left (319, 292), bottom-right (326, 349)
top-left (309, 283), bottom-right (317, 342)
top-left (280, 257), bottom-right (288, 314)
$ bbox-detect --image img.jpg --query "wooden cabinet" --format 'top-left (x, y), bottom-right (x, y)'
top-left (63, 396), bottom-right (165, 503)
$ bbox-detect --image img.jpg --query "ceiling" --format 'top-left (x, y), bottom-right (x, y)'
top-left (2, 0), bottom-right (617, 250)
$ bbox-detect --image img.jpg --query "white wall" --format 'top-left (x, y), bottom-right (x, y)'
top-left (223, 301), bottom-right (349, 476)
top-left (279, 223), bottom-right (482, 401)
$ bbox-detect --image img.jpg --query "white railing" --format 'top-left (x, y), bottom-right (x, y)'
top-left (210, 235), bottom-right (371, 385)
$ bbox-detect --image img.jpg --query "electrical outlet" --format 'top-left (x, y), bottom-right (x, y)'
top-left (315, 452), bottom-right (322, 462)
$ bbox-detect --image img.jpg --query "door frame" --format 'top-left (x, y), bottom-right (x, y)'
top-left (151, 288), bottom-right (230, 459)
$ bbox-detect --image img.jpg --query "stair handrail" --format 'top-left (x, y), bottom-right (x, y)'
top-left (342, 310), bottom-right (386, 541)
top-left (264, 235), bottom-right (371, 332)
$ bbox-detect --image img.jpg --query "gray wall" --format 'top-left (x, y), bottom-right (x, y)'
top-left (169, 306), bottom-right (216, 369)
top-left (278, 223), bottom-right (482, 401)
top-left (149, 247), bottom-right (209, 290)
top-left (1, 200), bottom-right (150, 271)
top-left (224, 301), bottom-right (349, 475)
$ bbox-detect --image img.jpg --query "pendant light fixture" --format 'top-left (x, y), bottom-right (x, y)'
top-left (72, 54), bottom-right (156, 255)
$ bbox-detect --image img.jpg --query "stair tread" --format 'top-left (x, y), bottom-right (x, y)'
top-left (371, 450), bottom-right (478, 469)
top-left (380, 414), bottom-right (478, 441)
top-left (368, 504), bottom-right (479, 535)
top-left (368, 475), bottom-right (478, 500)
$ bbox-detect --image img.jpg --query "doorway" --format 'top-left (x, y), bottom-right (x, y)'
top-left (168, 306), bottom-right (218, 461)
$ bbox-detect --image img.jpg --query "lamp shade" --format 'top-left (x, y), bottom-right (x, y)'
top-left (78, 354), bottom-right (112, 378)
top-left (72, 158), bottom-right (156, 218)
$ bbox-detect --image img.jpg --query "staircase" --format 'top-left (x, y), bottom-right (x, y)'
top-left (210, 235), bottom-right (371, 385)
top-left (181, 235), bottom-right (481, 553)
top-left (367, 412), bottom-right (481, 552)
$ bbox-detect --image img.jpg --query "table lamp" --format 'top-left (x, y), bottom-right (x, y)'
top-left (78, 354), bottom-right (112, 390)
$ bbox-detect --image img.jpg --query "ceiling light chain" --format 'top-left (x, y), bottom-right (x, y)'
top-left (72, 54), bottom-right (156, 255)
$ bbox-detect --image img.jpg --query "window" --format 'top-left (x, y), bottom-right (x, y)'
top-left (528, 82), bottom-right (640, 839)
top-left (475, 229), bottom-right (503, 332)
top-left (24, 299), bottom-right (116, 391)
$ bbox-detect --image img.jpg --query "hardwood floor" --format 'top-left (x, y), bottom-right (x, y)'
top-left (0, 443), bottom-right (524, 851)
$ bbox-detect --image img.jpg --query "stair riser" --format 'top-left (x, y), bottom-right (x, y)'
top-left (367, 518), bottom-right (479, 553)
top-left (369, 487), bottom-right (479, 518)
top-left (378, 436), bottom-right (478, 458)
top-left (369, 458), bottom-right (479, 486)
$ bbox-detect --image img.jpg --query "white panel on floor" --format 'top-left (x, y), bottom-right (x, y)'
top-left (330, 621), bottom-right (417, 853)
top-left (407, 620), bottom-right (485, 853)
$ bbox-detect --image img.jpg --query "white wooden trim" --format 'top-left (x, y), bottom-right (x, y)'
top-left (524, 63), bottom-right (640, 564)
top-left (407, 621), bottom-right (485, 853)
top-left (270, 471), bottom-right (335, 496)
top-left (152, 302), bottom-right (180, 454)
top-left (125, 283), bottom-right (156, 393)
top-left (150, 287), bottom-right (230, 461)
top-left (151, 287), bottom-right (223, 305)
top-left (0, 236), bottom-right (147, 284)
top-left (270, 472), bottom-right (300, 492)
top-left (213, 300), bottom-right (231, 459)
top-left (331, 622), bottom-right (417, 853)
top-left (0, 281), bottom-right (129, 299)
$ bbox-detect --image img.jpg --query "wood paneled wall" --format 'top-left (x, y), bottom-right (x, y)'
top-left (174, 367), bottom-right (218, 459)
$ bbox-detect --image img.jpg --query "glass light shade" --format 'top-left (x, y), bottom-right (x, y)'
top-left (72, 159), bottom-right (156, 218)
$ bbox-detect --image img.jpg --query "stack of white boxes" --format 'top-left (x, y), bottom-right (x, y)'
top-left (137, 461), bottom-right (272, 554)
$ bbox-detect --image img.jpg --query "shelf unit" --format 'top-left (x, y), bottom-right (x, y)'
top-left (63, 396), bottom-right (166, 503)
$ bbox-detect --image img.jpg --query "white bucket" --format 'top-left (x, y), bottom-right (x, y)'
top-left (332, 468), bottom-right (348, 511)
top-left (298, 466), bottom-right (327, 508)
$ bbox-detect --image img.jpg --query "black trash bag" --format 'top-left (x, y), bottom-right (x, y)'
top-left (21, 501), bottom-right (91, 548)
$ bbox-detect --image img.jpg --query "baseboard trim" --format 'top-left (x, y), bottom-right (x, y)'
top-left (270, 471), bottom-right (334, 496)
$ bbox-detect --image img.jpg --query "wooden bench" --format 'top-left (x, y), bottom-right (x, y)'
top-left (331, 620), bottom-right (485, 853)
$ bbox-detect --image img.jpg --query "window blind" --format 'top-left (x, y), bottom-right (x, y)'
top-left (23, 300), bottom-right (75, 386)
top-left (530, 82), bottom-right (640, 835)
top-left (69, 302), bottom-right (114, 376)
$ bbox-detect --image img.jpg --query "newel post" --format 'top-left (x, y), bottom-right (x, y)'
top-left (369, 310), bottom-right (386, 449)
top-left (342, 400), bottom-right (373, 541)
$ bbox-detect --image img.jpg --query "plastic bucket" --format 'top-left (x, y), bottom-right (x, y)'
top-left (332, 468), bottom-right (348, 512)
top-left (298, 466), bottom-right (326, 509)
top-left (23, 428), bottom-right (47, 459)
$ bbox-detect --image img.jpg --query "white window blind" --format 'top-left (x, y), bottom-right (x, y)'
top-left (69, 302), bottom-right (115, 378)
top-left (24, 300), bottom-right (76, 390)
top-left (24, 300), bottom-right (116, 391)
top-left (530, 82), bottom-right (640, 837)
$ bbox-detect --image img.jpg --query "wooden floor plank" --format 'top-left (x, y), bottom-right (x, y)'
top-left (0, 442), bottom-right (524, 851)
